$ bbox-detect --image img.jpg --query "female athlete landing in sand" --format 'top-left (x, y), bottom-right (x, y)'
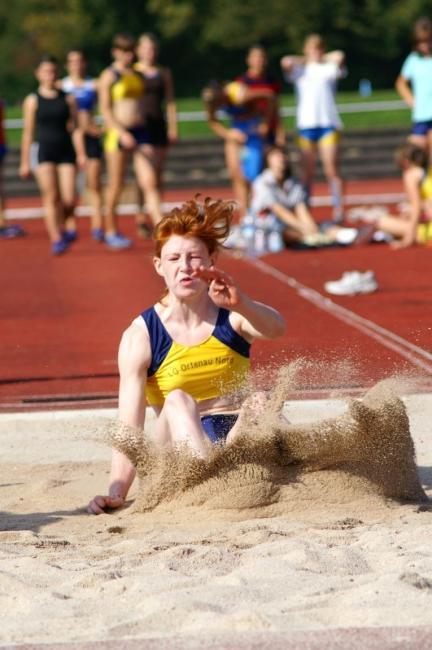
top-left (88, 197), bottom-right (286, 514)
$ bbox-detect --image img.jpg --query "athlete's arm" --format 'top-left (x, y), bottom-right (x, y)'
top-left (164, 67), bottom-right (178, 143)
top-left (395, 75), bottom-right (414, 109)
top-left (19, 94), bottom-right (37, 179)
top-left (193, 266), bottom-right (286, 341)
top-left (67, 95), bottom-right (86, 167)
top-left (204, 102), bottom-right (246, 144)
top-left (88, 322), bottom-right (151, 515)
top-left (323, 50), bottom-right (345, 67)
top-left (280, 55), bottom-right (305, 74)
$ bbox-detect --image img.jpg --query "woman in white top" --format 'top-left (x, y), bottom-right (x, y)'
top-left (281, 34), bottom-right (346, 222)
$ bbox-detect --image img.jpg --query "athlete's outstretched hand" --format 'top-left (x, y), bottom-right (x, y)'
top-left (87, 494), bottom-right (124, 515)
top-left (193, 266), bottom-right (242, 309)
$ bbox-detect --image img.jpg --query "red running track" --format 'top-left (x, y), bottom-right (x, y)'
top-left (1, 180), bottom-right (431, 411)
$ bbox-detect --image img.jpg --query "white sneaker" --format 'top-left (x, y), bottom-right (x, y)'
top-left (324, 270), bottom-right (378, 296)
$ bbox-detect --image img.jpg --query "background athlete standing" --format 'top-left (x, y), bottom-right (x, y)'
top-left (281, 34), bottom-right (346, 223)
top-left (134, 32), bottom-right (178, 237)
top-left (62, 49), bottom-right (104, 242)
top-left (20, 55), bottom-right (85, 255)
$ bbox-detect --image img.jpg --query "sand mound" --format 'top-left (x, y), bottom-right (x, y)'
top-left (110, 375), bottom-right (427, 517)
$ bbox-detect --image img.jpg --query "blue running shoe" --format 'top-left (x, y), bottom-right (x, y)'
top-left (92, 227), bottom-right (105, 242)
top-left (105, 232), bottom-right (132, 250)
top-left (63, 229), bottom-right (78, 243)
top-left (52, 238), bottom-right (69, 255)
top-left (0, 224), bottom-right (26, 239)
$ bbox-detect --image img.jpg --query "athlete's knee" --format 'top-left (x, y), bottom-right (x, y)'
top-left (164, 389), bottom-right (197, 411)
top-left (42, 188), bottom-right (60, 203)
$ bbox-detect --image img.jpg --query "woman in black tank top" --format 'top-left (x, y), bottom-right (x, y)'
top-left (20, 55), bottom-right (85, 255)
top-left (134, 33), bottom-right (178, 237)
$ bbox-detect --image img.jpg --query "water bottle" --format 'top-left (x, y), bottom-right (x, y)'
top-left (267, 229), bottom-right (285, 253)
top-left (241, 214), bottom-right (257, 257)
top-left (263, 214), bottom-right (284, 253)
top-left (359, 79), bottom-right (372, 97)
top-left (253, 216), bottom-right (268, 256)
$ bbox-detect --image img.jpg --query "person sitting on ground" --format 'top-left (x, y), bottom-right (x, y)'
top-left (87, 197), bottom-right (286, 514)
top-left (347, 143), bottom-right (432, 249)
top-left (250, 146), bottom-right (360, 248)
top-left (202, 80), bottom-right (276, 216)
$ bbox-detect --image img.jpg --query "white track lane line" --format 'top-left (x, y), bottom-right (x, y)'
top-left (249, 257), bottom-right (432, 374)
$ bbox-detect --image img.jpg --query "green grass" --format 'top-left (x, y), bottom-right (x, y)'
top-left (5, 88), bottom-right (411, 145)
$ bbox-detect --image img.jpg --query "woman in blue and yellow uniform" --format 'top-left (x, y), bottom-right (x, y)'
top-left (99, 33), bottom-right (147, 249)
top-left (202, 80), bottom-right (276, 217)
top-left (88, 197), bottom-right (286, 514)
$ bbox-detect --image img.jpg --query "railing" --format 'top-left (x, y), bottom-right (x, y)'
top-left (3, 99), bottom-right (408, 130)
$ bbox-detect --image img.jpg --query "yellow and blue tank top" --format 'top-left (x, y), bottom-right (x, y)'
top-left (142, 306), bottom-right (251, 406)
top-left (110, 67), bottom-right (145, 102)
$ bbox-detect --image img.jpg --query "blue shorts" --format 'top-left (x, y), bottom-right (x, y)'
top-left (297, 127), bottom-right (339, 149)
top-left (0, 144), bottom-right (8, 161)
top-left (201, 414), bottom-right (238, 444)
top-left (240, 141), bottom-right (264, 182)
top-left (412, 121), bottom-right (432, 136)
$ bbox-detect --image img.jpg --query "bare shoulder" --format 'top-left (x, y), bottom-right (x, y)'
top-left (23, 93), bottom-right (37, 110)
top-left (118, 319), bottom-right (151, 374)
top-left (99, 67), bottom-right (115, 86)
top-left (404, 166), bottom-right (423, 186)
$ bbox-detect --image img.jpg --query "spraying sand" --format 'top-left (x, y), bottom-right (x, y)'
top-left (1, 374), bottom-right (431, 646)
top-left (110, 376), bottom-right (426, 516)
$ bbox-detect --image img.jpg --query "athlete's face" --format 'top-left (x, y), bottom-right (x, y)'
top-left (247, 48), bottom-right (267, 74)
top-left (36, 62), bottom-right (58, 86)
top-left (137, 38), bottom-right (158, 65)
top-left (304, 40), bottom-right (324, 62)
top-left (267, 149), bottom-right (289, 180)
top-left (112, 47), bottom-right (135, 67)
top-left (66, 52), bottom-right (86, 77)
top-left (154, 235), bottom-right (214, 298)
top-left (416, 36), bottom-right (432, 55)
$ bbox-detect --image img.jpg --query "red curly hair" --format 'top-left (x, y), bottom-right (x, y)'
top-left (154, 197), bottom-right (234, 258)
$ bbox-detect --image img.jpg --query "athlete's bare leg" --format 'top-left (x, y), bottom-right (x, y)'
top-left (105, 149), bottom-right (128, 236)
top-left (86, 158), bottom-right (103, 230)
top-left (299, 145), bottom-right (317, 204)
top-left (57, 163), bottom-right (77, 232)
top-left (224, 140), bottom-right (249, 215)
top-left (319, 143), bottom-right (344, 222)
top-left (409, 133), bottom-right (428, 151)
top-left (153, 389), bottom-right (212, 458)
top-left (35, 163), bottom-right (62, 242)
top-left (133, 145), bottom-right (164, 226)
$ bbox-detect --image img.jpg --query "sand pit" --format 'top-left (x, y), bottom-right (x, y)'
top-left (1, 386), bottom-right (432, 646)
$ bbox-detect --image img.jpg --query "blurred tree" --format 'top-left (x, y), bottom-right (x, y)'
top-left (1, 0), bottom-right (432, 103)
